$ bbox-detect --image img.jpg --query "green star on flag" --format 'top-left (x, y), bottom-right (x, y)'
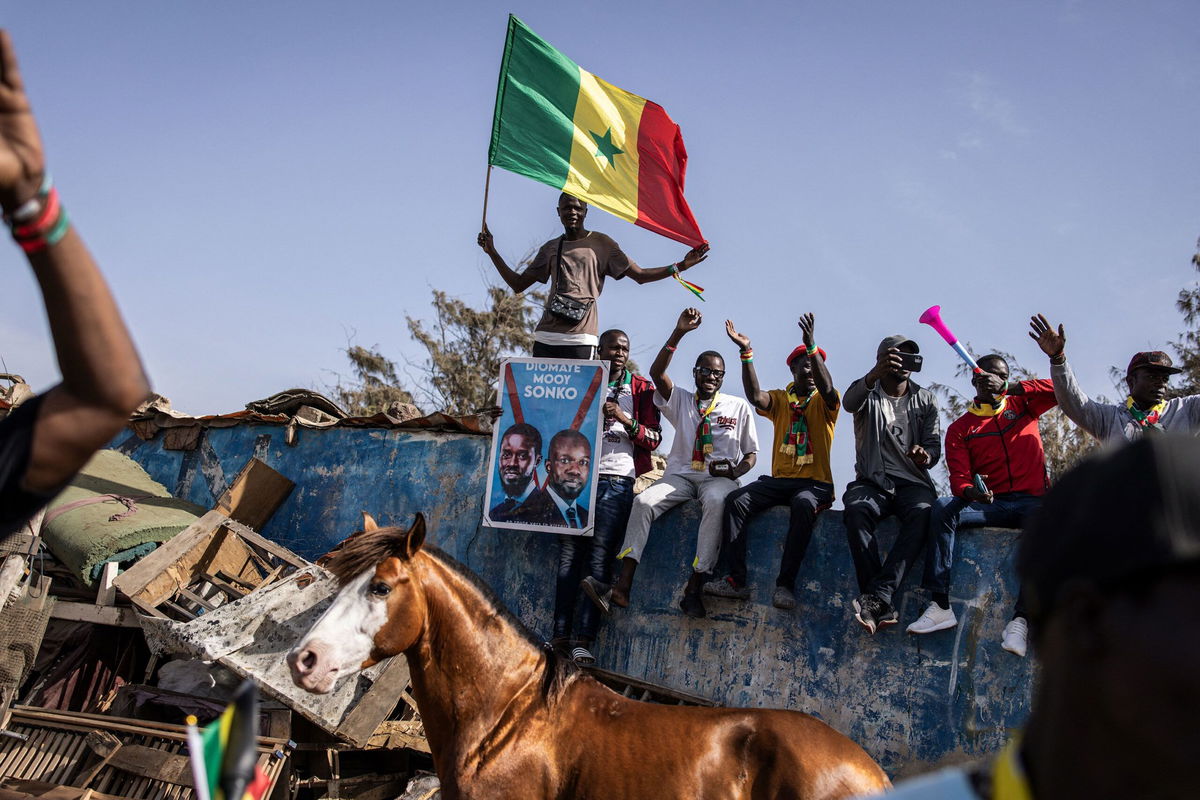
top-left (591, 127), bottom-right (624, 167)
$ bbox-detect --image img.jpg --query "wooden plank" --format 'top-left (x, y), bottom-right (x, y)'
top-left (213, 458), bottom-right (294, 533)
top-left (333, 657), bottom-right (410, 747)
top-left (218, 519), bottom-right (308, 570)
top-left (95, 562), bottom-right (119, 607)
top-left (103, 744), bottom-right (194, 785)
top-left (174, 587), bottom-right (218, 612)
top-left (50, 602), bottom-right (141, 629)
top-left (111, 511), bottom-right (226, 603)
top-left (11, 707), bottom-right (287, 750)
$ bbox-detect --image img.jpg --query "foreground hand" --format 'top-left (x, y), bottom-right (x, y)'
top-left (725, 319), bottom-right (750, 351)
top-left (873, 347), bottom-right (904, 377)
top-left (1028, 314), bottom-right (1066, 358)
top-left (679, 243), bottom-right (710, 270)
top-left (972, 370), bottom-right (1006, 396)
top-left (798, 313), bottom-right (816, 348)
top-left (907, 444), bottom-right (931, 468)
top-left (965, 485), bottom-right (995, 505)
top-left (0, 31), bottom-right (46, 212)
top-left (676, 308), bottom-right (702, 333)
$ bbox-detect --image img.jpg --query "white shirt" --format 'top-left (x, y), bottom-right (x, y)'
top-left (598, 381), bottom-right (637, 478)
top-left (656, 386), bottom-right (759, 477)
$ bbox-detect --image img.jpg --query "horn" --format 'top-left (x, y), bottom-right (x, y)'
top-left (918, 305), bottom-right (981, 373)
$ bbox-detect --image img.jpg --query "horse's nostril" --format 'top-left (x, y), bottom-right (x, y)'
top-left (301, 650), bottom-right (317, 670)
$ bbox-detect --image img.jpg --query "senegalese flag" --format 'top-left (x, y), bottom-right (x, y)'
top-left (488, 15), bottom-right (706, 248)
top-left (186, 679), bottom-right (271, 800)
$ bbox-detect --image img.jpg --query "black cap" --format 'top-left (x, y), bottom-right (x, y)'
top-left (1019, 435), bottom-right (1200, 624)
top-left (1126, 350), bottom-right (1182, 376)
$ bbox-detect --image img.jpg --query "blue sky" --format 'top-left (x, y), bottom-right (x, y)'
top-left (3, 2), bottom-right (1198, 495)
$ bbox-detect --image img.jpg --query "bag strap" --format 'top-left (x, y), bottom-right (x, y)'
top-left (554, 235), bottom-right (565, 290)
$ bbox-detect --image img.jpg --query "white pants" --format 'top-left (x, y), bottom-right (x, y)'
top-left (617, 472), bottom-right (739, 574)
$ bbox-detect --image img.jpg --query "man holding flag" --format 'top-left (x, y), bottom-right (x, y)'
top-left (478, 195), bottom-right (707, 359)
top-left (479, 15), bottom-right (709, 358)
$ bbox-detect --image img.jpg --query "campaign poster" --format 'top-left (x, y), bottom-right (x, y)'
top-left (483, 358), bottom-right (609, 535)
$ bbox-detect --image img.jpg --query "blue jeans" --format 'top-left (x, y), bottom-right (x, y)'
top-left (923, 493), bottom-right (1041, 609)
top-left (553, 475), bottom-right (634, 641)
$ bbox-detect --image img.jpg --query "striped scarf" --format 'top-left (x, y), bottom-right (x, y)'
top-left (691, 392), bottom-right (720, 470)
top-left (1126, 396), bottom-right (1166, 429)
top-left (781, 383), bottom-right (816, 465)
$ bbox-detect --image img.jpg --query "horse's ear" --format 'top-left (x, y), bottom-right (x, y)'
top-left (405, 513), bottom-right (426, 558)
top-left (362, 511), bottom-right (379, 532)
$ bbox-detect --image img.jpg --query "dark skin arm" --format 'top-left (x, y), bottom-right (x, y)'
top-left (724, 320), bottom-right (769, 410)
top-left (650, 308), bottom-right (702, 402)
top-left (710, 451), bottom-right (756, 479)
top-left (624, 243), bottom-right (710, 284)
top-left (798, 313), bottom-right (838, 410)
top-left (0, 30), bottom-right (150, 492)
top-left (476, 223), bottom-right (541, 293)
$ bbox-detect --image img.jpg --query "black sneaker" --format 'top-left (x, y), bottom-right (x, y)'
top-left (679, 590), bottom-right (707, 619)
top-left (854, 593), bottom-right (880, 634)
top-left (875, 599), bottom-right (899, 630)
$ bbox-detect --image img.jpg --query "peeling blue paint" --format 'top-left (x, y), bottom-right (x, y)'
top-left (116, 423), bottom-right (1030, 777)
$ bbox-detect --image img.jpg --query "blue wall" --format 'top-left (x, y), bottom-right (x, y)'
top-left (115, 423), bottom-right (1031, 777)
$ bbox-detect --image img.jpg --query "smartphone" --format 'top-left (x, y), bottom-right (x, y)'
top-left (898, 352), bottom-right (923, 372)
top-left (972, 473), bottom-right (990, 495)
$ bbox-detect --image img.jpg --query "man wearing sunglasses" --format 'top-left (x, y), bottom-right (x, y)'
top-left (584, 308), bottom-right (759, 618)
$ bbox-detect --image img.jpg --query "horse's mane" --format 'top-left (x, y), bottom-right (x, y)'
top-left (321, 525), bottom-right (579, 697)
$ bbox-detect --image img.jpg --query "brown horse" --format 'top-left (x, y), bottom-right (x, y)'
top-left (289, 514), bottom-right (891, 800)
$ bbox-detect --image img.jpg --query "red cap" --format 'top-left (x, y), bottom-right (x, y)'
top-left (787, 344), bottom-right (828, 366)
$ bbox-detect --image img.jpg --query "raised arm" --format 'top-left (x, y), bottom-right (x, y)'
top-left (476, 223), bottom-right (542, 293)
top-left (651, 308), bottom-right (702, 402)
top-left (0, 30), bottom-right (150, 492)
top-left (799, 313), bottom-right (837, 410)
top-left (844, 349), bottom-right (901, 413)
top-left (625, 243), bottom-right (709, 285)
top-left (725, 319), bottom-right (770, 410)
top-left (1029, 313), bottom-right (1105, 437)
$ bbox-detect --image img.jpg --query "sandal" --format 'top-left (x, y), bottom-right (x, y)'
top-left (571, 645), bottom-right (596, 666)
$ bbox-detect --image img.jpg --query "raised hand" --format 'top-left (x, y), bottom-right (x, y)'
top-left (0, 30), bottom-right (46, 211)
top-left (798, 313), bottom-right (816, 348)
top-left (1028, 314), bottom-right (1066, 358)
top-left (675, 307), bottom-right (702, 333)
top-left (725, 319), bottom-right (750, 351)
top-left (679, 243), bottom-right (709, 270)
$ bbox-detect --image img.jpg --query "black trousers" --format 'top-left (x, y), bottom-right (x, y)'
top-left (842, 478), bottom-right (934, 605)
top-left (723, 476), bottom-right (834, 590)
top-left (532, 341), bottom-right (595, 360)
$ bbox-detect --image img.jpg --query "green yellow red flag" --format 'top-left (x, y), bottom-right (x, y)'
top-left (488, 15), bottom-right (706, 248)
top-left (186, 680), bottom-right (271, 800)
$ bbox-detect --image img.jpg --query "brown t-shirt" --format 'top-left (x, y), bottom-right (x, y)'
top-left (526, 231), bottom-right (635, 341)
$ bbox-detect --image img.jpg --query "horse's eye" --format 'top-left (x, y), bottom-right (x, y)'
top-left (369, 581), bottom-right (391, 597)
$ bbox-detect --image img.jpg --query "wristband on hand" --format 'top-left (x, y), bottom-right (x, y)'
top-left (663, 344), bottom-right (676, 352)
top-left (9, 177), bottom-right (70, 253)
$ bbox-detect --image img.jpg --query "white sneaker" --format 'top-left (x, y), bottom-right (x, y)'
top-left (1002, 616), bottom-right (1029, 657)
top-left (906, 602), bottom-right (958, 635)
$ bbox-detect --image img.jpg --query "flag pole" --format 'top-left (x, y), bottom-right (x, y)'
top-left (481, 164), bottom-right (493, 232)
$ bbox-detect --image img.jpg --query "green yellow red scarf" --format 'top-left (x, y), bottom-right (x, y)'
top-left (691, 392), bottom-right (720, 470)
top-left (781, 383), bottom-right (816, 465)
top-left (991, 736), bottom-right (1032, 800)
top-left (1126, 396), bottom-right (1166, 429)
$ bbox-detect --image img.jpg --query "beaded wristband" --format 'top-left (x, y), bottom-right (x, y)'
top-left (669, 263), bottom-right (680, 276)
top-left (663, 344), bottom-right (677, 352)
top-left (7, 174), bottom-right (53, 224)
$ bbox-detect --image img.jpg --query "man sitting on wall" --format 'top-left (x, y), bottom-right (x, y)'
top-left (842, 335), bottom-right (941, 634)
top-left (584, 308), bottom-right (758, 619)
top-left (704, 313), bottom-right (839, 610)
top-left (906, 354), bottom-right (1056, 659)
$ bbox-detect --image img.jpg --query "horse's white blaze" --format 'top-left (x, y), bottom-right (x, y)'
top-left (298, 569), bottom-right (390, 675)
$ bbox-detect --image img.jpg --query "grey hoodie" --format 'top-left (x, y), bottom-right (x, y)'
top-left (1052, 360), bottom-right (1200, 442)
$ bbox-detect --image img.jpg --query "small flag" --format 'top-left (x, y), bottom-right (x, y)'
top-left (488, 15), bottom-right (706, 248)
top-left (672, 272), bottom-right (705, 301)
top-left (186, 679), bottom-right (271, 800)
